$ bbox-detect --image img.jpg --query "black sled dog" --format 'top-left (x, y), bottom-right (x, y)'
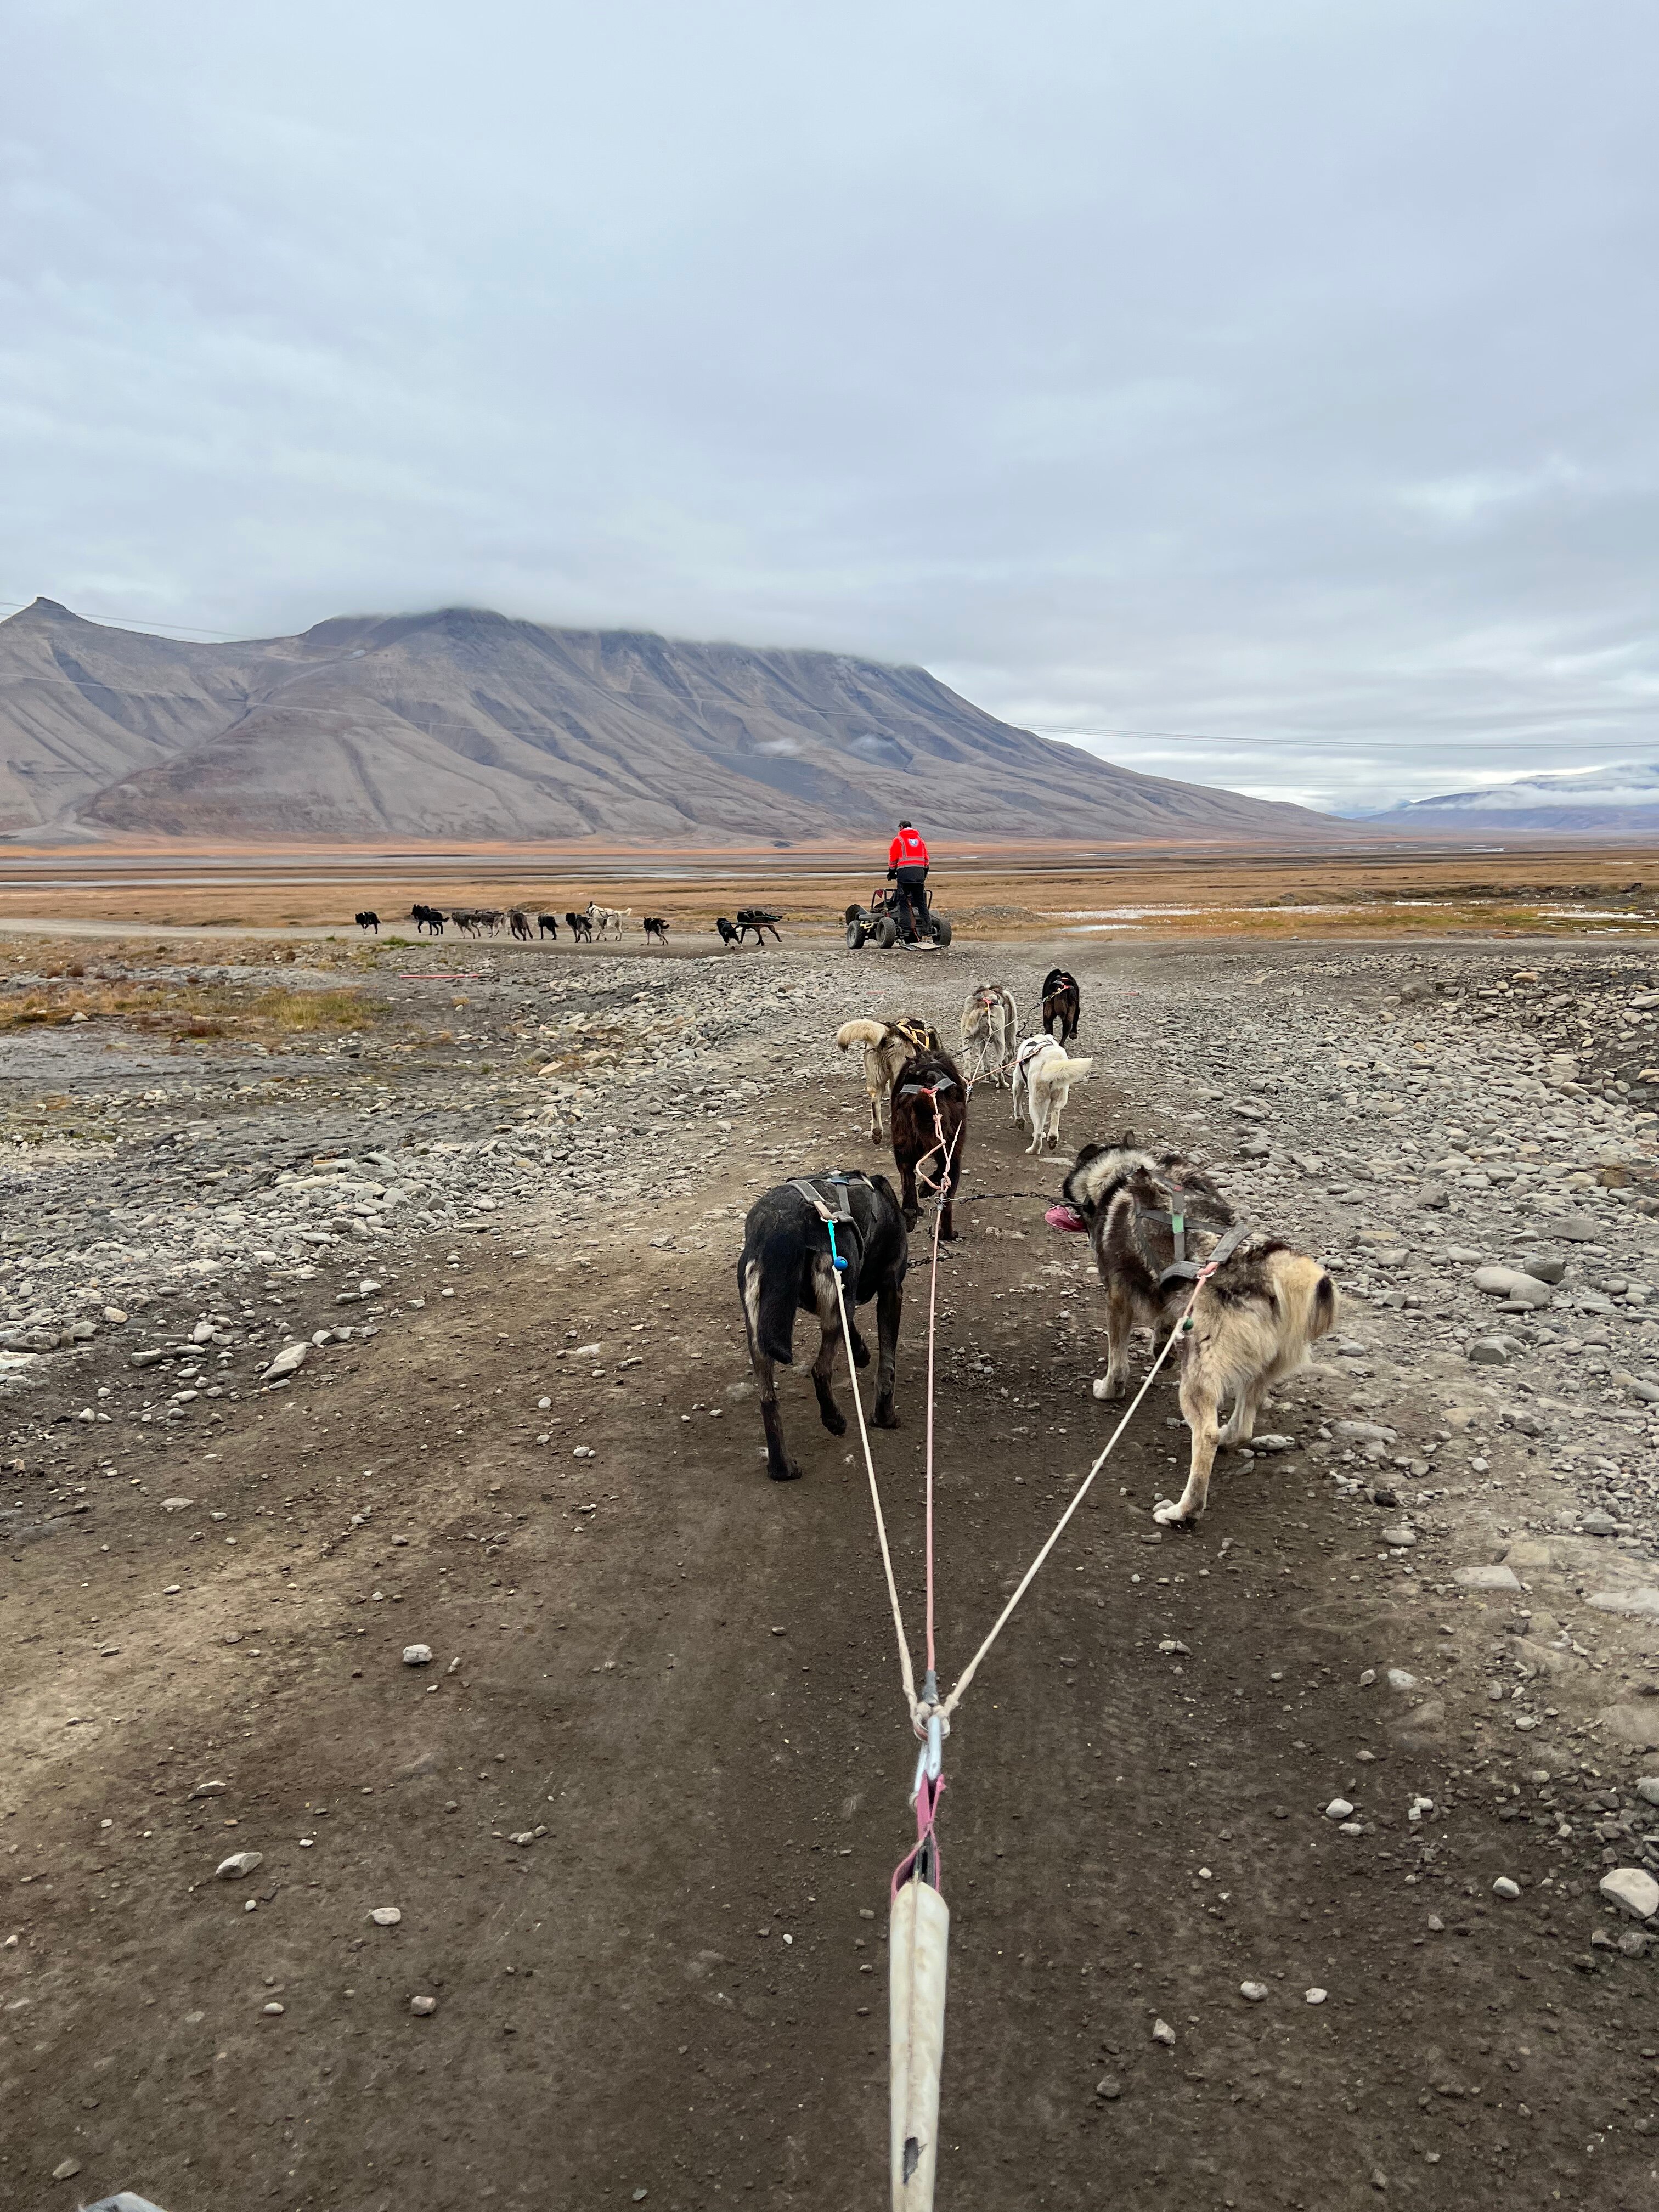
top-left (737, 1171), bottom-right (908, 1481)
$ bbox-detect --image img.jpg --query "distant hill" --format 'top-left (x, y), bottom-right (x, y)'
top-left (0, 597), bottom-right (1340, 844)
top-left (1352, 763), bottom-right (1659, 836)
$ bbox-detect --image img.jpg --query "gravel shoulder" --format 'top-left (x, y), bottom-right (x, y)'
top-left (3, 932), bottom-right (1658, 2210)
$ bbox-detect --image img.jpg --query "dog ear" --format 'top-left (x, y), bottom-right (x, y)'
top-left (1075, 1141), bottom-right (1104, 1165)
top-left (1119, 1128), bottom-right (1136, 1148)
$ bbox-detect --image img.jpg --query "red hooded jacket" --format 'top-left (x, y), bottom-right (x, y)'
top-left (888, 826), bottom-right (929, 868)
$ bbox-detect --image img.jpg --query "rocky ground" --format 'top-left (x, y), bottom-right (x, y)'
top-left (3, 927), bottom-right (1658, 2211)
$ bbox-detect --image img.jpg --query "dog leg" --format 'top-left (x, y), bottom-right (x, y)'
top-left (811, 1322), bottom-right (848, 1436)
top-left (939, 1147), bottom-right (960, 1242)
top-left (899, 1156), bottom-right (920, 1230)
top-left (846, 1315), bottom-right (872, 1370)
top-left (1157, 1368), bottom-right (1221, 1525)
top-left (872, 1272), bottom-right (903, 1428)
top-left (1218, 1373), bottom-right (1271, 1449)
top-left (1096, 1283), bottom-right (1135, 1399)
top-left (753, 1357), bottom-right (802, 1483)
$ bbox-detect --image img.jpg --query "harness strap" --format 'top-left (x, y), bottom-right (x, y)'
top-left (1157, 1218), bottom-right (1253, 1292)
top-left (791, 1172), bottom-right (865, 1223)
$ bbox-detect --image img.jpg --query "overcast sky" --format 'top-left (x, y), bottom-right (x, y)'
top-left (5, 1), bottom-right (1657, 814)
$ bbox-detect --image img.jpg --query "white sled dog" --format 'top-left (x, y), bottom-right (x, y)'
top-left (1011, 1035), bottom-right (1093, 1154)
top-left (959, 984), bottom-right (1018, 1085)
top-left (834, 1017), bottom-right (942, 1141)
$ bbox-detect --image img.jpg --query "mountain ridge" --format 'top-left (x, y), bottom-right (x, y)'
top-left (1351, 763), bottom-right (1659, 834)
top-left (0, 597), bottom-right (1341, 845)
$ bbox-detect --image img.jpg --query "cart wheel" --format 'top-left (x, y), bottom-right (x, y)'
top-left (932, 918), bottom-right (952, 949)
top-left (874, 917), bottom-right (898, 949)
top-left (845, 921), bottom-right (867, 950)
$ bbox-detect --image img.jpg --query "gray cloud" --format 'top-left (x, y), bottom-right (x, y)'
top-left (5, 0), bottom-right (1657, 812)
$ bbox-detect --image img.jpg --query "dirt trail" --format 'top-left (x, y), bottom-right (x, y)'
top-left (3, 938), bottom-right (1657, 2212)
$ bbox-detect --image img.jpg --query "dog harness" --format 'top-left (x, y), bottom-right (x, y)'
top-left (1157, 1217), bottom-right (1253, 1293)
top-left (895, 1072), bottom-right (958, 1101)
top-left (792, 1171), bottom-right (873, 1276)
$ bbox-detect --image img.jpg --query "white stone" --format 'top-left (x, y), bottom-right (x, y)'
top-left (1587, 1588), bottom-right (1659, 1621)
top-left (160, 1496), bottom-right (194, 1513)
top-left (1239, 1981), bottom-right (1268, 2002)
top-left (1152, 2017), bottom-right (1176, 2046)
top-left (1492, 1877), bottom-right (1520, 1900)
top-left (369, 1906), bottom-right (402, 1926)
top-left (216, 1850), bottom-right (263, 1880)
top-left (1386, 1668), bottom-right (1418, 1692)
top-left (402, 1644), bottom-right (433, 1667)
top-left (1454, 1564), bottom-right (1521, 1590)
top-left (411, 1995), bottom-right (438, 2016)
top-left (1324, 1798), bottom-right (1354, 1820)
top-left (1600, 1867), bottom-right (1659, 1921)
top-left (1305, 1987), bottom-right (1328, 2005)
top-left (262, 1341), bottom-right (308, 1381)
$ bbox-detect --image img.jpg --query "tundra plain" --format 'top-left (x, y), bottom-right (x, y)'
top-left (3, 914), bottom-right (1659, 2211)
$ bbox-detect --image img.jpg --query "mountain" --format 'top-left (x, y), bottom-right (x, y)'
top-left (0, 597), bottom-right (1338, 845)
top-left (1353, 764), bottom-right (1659, 835)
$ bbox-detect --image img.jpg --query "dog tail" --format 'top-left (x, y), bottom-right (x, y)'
top-left (1273, 1255), bottom-right (1340, 1342)
top-left (836, 1019), bottom-right (888, 1052)
top-left (742, 1233), bottom-right (805, 1367)
top-left (1048, 1053), bottom-right (1094, 1081)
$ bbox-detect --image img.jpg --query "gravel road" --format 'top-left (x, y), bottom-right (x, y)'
top-left (3, 929), bottom-right (1657, 2210)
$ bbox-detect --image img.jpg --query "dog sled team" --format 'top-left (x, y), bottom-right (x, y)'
top-left (743, 965), bottom-right (1336, 1523)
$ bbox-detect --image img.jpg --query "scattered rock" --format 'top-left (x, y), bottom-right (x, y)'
top-left (1305, 1988), bottom-right (1328, 2005)
top-left (261, 1342), bottom-right (308, 1381)
top-left (1152, 2017), bottom-right (1176, 2047)
top-left (1454, 1564), bottom-right (1521, 1591)
top-left (1324, 1798), bottom-right (1355, 1820)
top-left (1600, 1867), bottom-right (1659, 1921)
top-left (402, 1644), bottom-right (434, 1667)
top-left (1492, 1877), bottom-right (1520, 1900)
top-left (369, 1905), bottom-right (403, 1926)
top-left (411, 1995), bottom-right (438, 2016)
top-left (1095, 2074), bottom-right (1122, 2099)
top-left (215, 1851), bottom-right (263, 1880)
top-left (1239, 1981), bottom-right (1268, 2003)
top-left (1473, 1266), bottom-right (1551, 1308)
top-left (1467, 1339), bottom-right (1510, 1366)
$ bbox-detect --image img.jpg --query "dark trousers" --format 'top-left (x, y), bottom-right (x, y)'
top-left (894, 864), bottom-right (928, 937)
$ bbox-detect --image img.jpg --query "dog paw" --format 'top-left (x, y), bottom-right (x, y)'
top-left (872, 1403), bottom-right (901, 1430)
top-left (851, 1339), bottom-right (871, 1369)
top-left (1091, 1376), bottom-right (1122, 1402)
top-left (819, 1407), bottom-right (848, 1436)
top-left (770, 1460), bottom-right (805, 1483)
top-left (1152, 1499), bottom-right (1189, 1526)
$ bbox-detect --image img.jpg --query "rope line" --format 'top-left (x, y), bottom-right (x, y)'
top-left (935, 1267), bottom-right (1211, 1723)
top-left (828, 1242), bottom-right (927, 1733)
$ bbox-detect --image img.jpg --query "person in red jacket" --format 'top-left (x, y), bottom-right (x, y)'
top-left (886, 819), bottom-right (930, 941)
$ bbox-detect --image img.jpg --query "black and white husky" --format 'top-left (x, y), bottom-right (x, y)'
top-left (1054, 1138), bottom-right (1336, 1526)
top-left (737, 1171), bottom-right (908, 1481)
